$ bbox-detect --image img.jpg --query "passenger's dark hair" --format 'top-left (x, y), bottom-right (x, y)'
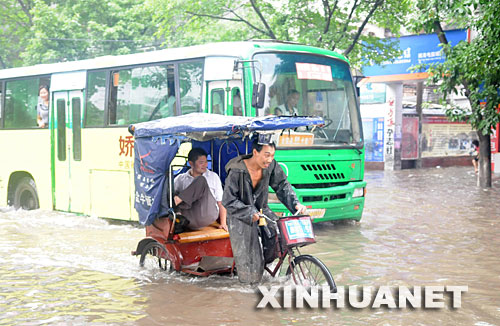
top-left (188, 147), bottom-right (208, 163)
top-left (472, 139), bottom-right (479, 147)
top-left (39, 85), bottom-right (49, 93)
top-left (252, 138), bottom-right (276, 153)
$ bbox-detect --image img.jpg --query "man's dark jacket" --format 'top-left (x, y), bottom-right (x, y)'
top-left (222, 154), bottom-right (299, 283)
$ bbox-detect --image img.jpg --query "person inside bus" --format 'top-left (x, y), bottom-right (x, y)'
top-left (159, 83), bottom-right (176, 118)
top-left (232, 89), bottom-right (243, 116)
top-left (222, 136), bottom-right (307, 284)
top-left (274, 107), bottom-right (283, 116)
top-left (276, 89), bottom-right (300, 116)
top-left (37, 85), bottom-right (50, 128)
top-left (173, 148), bottom-right (228, 231)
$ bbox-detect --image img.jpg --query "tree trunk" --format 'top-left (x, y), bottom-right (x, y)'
top-left (477, 132), bottom-right (492, 188)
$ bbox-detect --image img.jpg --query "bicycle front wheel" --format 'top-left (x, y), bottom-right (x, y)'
top-left (286, 254), bottom-right (336, 292)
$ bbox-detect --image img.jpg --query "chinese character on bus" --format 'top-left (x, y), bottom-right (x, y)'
top-left (119, 135), bottom-right (134, 157)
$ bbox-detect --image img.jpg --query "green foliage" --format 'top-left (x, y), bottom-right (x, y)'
top-left (21, 0), bottom-right (160, 65)
top-left (1, 0), bottom-right (411, 68)
top-left (0, 0), bottom-right (160, 67)
top-left (148, 0), bottom-right (412, 67)
top-left (0, 0), bottom-right (34, 68)
top-left (410, 0), bottom-right (500, 136)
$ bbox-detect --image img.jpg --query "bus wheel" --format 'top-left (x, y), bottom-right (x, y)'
top-left (13, 177), bottom-right (40, 210)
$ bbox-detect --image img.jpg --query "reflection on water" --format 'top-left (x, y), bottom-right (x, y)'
top-left (0, 167), bottom-right (499, 325)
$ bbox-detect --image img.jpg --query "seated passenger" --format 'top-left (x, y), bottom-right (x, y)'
top-left (174, 148), bottom-right (227, 231)
top-left (274, 107), bottom-right (283, 116)
top-left (233, 89), bottom-right (243, 116)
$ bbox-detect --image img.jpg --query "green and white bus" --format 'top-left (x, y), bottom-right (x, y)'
top-left (0, 41), bottom-right (366, 222)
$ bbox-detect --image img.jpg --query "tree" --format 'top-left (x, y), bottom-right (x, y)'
top-left (149, 0), bottom-right (411, 67)
top-left (0, 0), bottom-right (35, 68)
top-left (0, 0), bottom-right (161, 68)
top-left (21, 0), bottom-right (161, 65)
top-left (410, 0), bottom-right (500, 187)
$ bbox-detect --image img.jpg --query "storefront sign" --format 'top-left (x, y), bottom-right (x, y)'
top-left (362, 29), bottom-right (467, 76)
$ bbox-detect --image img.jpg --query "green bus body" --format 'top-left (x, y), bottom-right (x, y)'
top-left (0, 41), bottom-right (365, 222)
top-left (271, 149), bottom-right (366, 221)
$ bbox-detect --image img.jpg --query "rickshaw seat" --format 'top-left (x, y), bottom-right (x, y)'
top-left (174, 222), bottom-right (230, 244)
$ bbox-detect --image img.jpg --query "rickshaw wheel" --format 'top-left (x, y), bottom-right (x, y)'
top-left (286, 255), bottom-right (336, 292)
top-left (139, 241), bottom-right (172, 272)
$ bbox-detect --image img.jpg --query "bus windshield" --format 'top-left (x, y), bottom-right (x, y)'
top-left (254, 52), bottom-right (362, 147)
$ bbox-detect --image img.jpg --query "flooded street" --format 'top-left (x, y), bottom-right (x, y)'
top-left (1, 166), bottom-right (499, 326)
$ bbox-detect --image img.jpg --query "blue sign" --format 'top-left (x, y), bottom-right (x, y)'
top-left (362, 29), bottom-right (468, 76)
top-left (362, 118), bottom-right (384, 162)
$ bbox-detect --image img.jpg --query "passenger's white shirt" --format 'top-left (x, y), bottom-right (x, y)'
top-left (276, 104), bottom-right (298, 115)
top-left (174, 169), bottom-right (223, 211)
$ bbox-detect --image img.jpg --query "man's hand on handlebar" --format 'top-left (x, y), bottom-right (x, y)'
top-left (295, 203), bottom-right (307, 215)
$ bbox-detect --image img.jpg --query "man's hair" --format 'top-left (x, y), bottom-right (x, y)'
top-left (287, 89), bottom-right (299, 97)
top-left (188, 147), bottom-right (208, 163)
top-left (472, 139), bottom-right (479, 147)
top-left (252, 138), bottom-right (276, 153)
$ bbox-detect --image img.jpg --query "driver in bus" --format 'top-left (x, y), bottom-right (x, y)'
top-left (275, 89), bottom-right (299, 116)
top-left (222, 135), bottom-right (307, 284)
top-left (173, 148), bottom-right (228, 231)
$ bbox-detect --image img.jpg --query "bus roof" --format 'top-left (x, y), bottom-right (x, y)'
top-left (0, 41), bottom-right (349, 80)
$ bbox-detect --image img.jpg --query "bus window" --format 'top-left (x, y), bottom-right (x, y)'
top-left (108, 64), bottom-right (174, 125)
top-left (4, 78), bottom-right (40, 128)
top-left (231, 88), bottom-right (243, 116)
top-left (178, 61), bottom-right (203, 115)
top-left (56, 99), bottom-right (66, 161)
top-left (211, 89), bottom-right (225, 114)
top-left (86, 71), bottom-right (106, 126)
top-left (72, 97), bottom-right (82, 161)
top-left (0, 81), bottom-right (3, 126)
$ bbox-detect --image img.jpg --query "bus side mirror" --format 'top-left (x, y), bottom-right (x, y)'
top-left (252, 83), bottom-right (266, 109)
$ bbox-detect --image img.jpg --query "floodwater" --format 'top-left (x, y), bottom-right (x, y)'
top-left (1, 166), bottom-right (499, 326)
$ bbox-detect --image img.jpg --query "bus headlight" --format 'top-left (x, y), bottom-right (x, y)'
top-left (268, 192), bottom-right (280, 203)
top-left (352, 187), bottom-right (365, 198)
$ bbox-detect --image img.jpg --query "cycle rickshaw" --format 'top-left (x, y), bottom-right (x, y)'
top-left (130, 113), bottom-right (336, 289)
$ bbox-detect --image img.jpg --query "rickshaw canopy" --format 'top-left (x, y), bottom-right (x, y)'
top-left (131, 113), bottom-right (324, 139)
top-left (130, 113), bottom-right (324, 226)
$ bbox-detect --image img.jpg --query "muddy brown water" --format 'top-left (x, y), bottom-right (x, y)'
top-left (0, 166), bottom-right (499, 325)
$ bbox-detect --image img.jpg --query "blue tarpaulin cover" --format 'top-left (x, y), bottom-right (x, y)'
top-left (130, 113), bottom-right (324, 226)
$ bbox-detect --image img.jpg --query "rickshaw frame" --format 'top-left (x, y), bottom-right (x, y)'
top-left (129, 113), bottom-right (336, 288)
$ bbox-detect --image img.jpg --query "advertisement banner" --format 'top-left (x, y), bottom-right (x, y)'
top-left (421, 116), bottom-right (476, 158)
top-left (360, 83), bottom-right (386, 104)
top-left (362, 117), bottom-right (385, 162)
top-left (401, 117), bottom-right (419, 159)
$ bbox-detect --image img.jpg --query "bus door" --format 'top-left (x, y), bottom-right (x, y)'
top-left (207, 81), bottom-right (244, 116)
top-left (52, 90), bottom-right (84, 213)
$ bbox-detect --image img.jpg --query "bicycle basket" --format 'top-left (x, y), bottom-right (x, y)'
top-left (277, 215), bottom-right (315, 247)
